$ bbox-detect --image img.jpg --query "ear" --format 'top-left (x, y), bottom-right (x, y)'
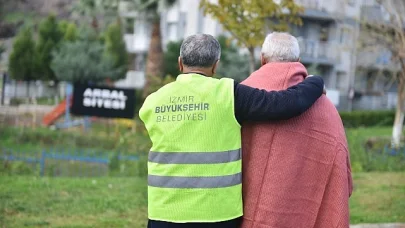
top-left (212, 60), bottom-right (220, 74)
top-left (178, 57), bottom-right (183, 72)
top-left (261, 54), bottom-right (267, 66)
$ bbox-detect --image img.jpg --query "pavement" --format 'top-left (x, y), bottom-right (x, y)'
top-left (351, 224), bottom-right (405, 228)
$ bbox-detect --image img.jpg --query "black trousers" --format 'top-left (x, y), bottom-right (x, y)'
top-left (147, 217), bottom-right (242, 228)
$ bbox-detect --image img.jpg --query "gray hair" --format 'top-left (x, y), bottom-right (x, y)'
top-left (180, 34), bottom-right (221, 68)
top-left (261, 32), bottom-right (300, 62)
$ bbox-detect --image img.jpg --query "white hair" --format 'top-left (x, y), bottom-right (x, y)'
top-left (261, 32), bottom-right (300, 62)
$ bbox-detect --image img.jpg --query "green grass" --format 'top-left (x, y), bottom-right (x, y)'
top-left (0, 173), bottom-right (403, 227)
top-left (0, 125), bottom-right (151, 156)
top-left (346, 127), bottom-right (405, 172)
top-left (0, 176), bottom-right (148, 228)
top-left (2, 126), bottom-right (403, 172)
top-left (350, 172), bottom-right (405, 224)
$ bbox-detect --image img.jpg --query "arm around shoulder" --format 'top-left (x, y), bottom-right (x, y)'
top-left (234, 76), bottom-right (324, 122)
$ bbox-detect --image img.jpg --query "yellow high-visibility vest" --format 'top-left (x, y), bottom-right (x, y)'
top-left (140, 73), bottom-right (242, 223)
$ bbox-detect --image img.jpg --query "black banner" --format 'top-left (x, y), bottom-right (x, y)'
top-left (71, 84), bottom-right (135, 119)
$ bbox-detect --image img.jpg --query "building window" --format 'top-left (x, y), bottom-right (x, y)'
top-left (339, 27), bottom-right (352, 44)
top-left (336, 72), bottom-right (346, 90)
top-left (320, 26), bottom-right (329, 42)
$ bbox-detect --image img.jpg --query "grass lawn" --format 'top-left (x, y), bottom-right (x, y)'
top-left (0, 177), bottom-right (148, 228)
top-left (350, 172), bottom-right (405, 224)
top-left (0, 172), bottom-right (404, 227)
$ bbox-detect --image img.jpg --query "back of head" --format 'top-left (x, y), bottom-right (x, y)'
top-left (261, 32), bottom-right (300, 63)
top-left (180, 34), bottom-right (221, 68)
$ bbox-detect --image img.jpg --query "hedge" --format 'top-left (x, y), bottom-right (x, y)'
top-left (339, 110), bottom-right (395, 128)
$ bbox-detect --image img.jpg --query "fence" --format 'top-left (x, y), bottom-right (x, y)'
top-left (0, 147), bottom-right (144, 177)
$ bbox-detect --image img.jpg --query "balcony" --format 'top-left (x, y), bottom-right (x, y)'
top-left (294, 0), bottom-right (335, 21)
top-left (298, 39), bottom-right (340, 65)
top-left (356, 49), bottom-right (399, 70)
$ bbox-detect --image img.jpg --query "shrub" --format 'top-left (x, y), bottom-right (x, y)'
top-left (9, 98), bottom-right (24, 106)
top-left (0, 161), bottom-right (36, 176)
top-left (339, 110), bottom-right (395, 128)
top-left (346, 127), bottom-right (405, 172)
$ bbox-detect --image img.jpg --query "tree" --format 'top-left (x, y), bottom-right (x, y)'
top-left (164, 40), bottom-right (182, 77)
top-left (200, 0), bottom-right (303, 73)
top-left (72, 0), bottom-right (121, 30)
top-left (63, 23), bottom-right (78, 42)
top-left (36, 15), bottom-right (64, 82)
top-left (51, 30), bottom-right (125, 83)
top-left (360, 0), bottom-right (405, 147)
top-left (104, 22), bottom-right (128, 78)
top-left (216, 35), bottom-right (250, 82)
top-left (8, 28), bottom-right (37, 82)
top-left (131, 0), bottom-right (176, 98)
top-left (0, 42), bottom-right (5, 59)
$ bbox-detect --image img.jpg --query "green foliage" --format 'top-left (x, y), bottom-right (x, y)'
top-left (109, 155), bottom-right (148, 177)
top-left (347, 127), bottom-right (405, 172)
top-left (73, 0), bottom-right (121, 29)
top-left (162, 37), bottom-right (251, 81)
top-left (200, 0), bottom-right (303, 49)
top-left (63, 23), bottom-right (78, 42)
top-left (58, 20), bottom-right (69, 35)
top-left (164, 40), bottom-right (182, 77)
top-left (51, 32), bottom-right (125, 83)
top-left (136, 0), bottom-right (177, 16)
top-left (306, 64), bottom-right (322, 76)
top-left (36, 15), bottom-right (64, 81)
top-left (0, 42), bottom-right (5, 60)
top-left (339, 110), bottom-right (395, 128)
top-left (8, 28), bottom-right (38, 81)
top-left (148, 75), bottom-right (175, 95)
top-left (0, 161), bottom-right (36, 176)
top-left (104, 22), bottom-right (128, 77)
top-left (216, 36), bottom-right (250, 82)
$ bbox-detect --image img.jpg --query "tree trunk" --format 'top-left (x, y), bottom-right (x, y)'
top-left (248, 47), bottom-right (256, 74)
top-left (143, 18), bottom-right (164, 98)
top-left (392, 74), bottom-right (405, 148)
top-left (26, 81), bottom-right (30, 97)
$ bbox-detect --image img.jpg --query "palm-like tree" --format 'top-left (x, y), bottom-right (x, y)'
top-left (133, 0), bottom-right (177, 98)
top-left (72, 0), bottom-right (121, 30)
top-left (72, 0), bottom-right (176, 97)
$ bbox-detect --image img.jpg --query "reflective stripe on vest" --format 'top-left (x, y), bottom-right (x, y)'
top-left (149, 149), bottom-right (241, 164)
top-left (148, 149), bottom-right (242, 188)
top-left (148, 172), bottom-right (241, 188)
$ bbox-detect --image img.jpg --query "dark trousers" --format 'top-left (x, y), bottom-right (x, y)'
top-left (147, 217), bottom-right (242, 228)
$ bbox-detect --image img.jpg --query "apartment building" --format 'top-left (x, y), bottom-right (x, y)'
top-left (119, 0), bottom-right (398, 111)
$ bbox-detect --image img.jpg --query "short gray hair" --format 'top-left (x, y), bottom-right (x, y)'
top-left (180, 34), bottom-right (221, 68)
top-left (261, 32), bottom-right (300, 62)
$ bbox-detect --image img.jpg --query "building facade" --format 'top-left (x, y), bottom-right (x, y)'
top-left (119, 0), bottom-right (398, 111)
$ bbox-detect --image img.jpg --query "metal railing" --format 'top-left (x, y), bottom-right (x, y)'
top-left (1, 148), bottom-right (143, 177)
top-left (298, 39), bottom-right (341, 63)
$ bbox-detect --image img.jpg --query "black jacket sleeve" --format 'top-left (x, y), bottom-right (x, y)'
top-left (234, 76), bottom-right (324, 123)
